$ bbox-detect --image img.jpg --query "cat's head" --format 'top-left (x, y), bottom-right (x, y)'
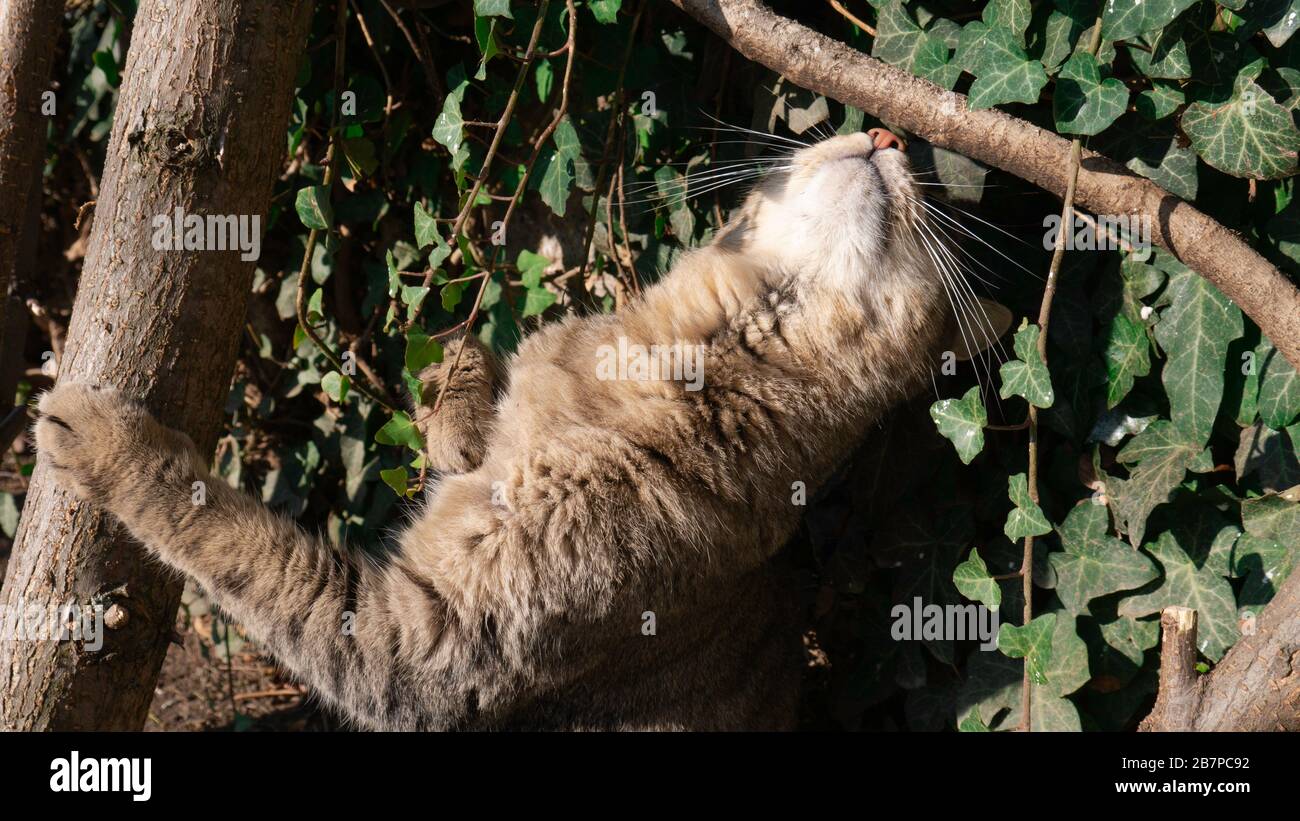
top-left (710, 129), bottom-right (1004, 367)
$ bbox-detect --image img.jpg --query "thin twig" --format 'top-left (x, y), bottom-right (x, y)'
top-left (827, 0), bottom-right (876, 36)
top-left (1018, 13), bottom-right (1104, 733)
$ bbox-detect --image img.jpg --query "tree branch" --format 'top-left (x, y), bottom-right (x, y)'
top-left (668, 0), bottom-right (1300, 371)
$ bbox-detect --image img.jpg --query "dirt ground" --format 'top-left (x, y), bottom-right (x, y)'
top-left (145, 582), bottom-right (343, 732)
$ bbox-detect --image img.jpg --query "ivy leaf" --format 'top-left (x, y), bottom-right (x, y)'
top-left (473, 0), bottom-right (512, 18)
top-left (959, 23), bottom-right (1048, 109)
top-left (1101, 0), bottom-right (1198, 42)
top-left (1103, 312), bottom-right (1151, 408)
top-left (1123, 17), bottom-right (1190, 81)
top-left (953, 548), bottom-right (1002, 609)
top-left (1004, 472), bottom-right (1052, 541)
top-left (1153, 266), bottom-right (1244, 447)
top-left (957, 712), bottom-right (991, 732)
top-left (999, 320), bottom-right (1054, 408)
top-left (930, 386), bottom-right (987, 464)
top-left (1049, 503), bottom-right (1158, 615)
top-left (1053, 52), bottom-right (1129, 135)
top-left (379, 466), bottom-right (410, 498)
top-left (1136, 81), bottom-right (1185, 120)
top-left (1240, 493), bottom-right (1300, 545)
top-left (872, 2), bottom-right (959, 87)
top-left (538, 117), bottom-right (583, 216)
top-left (1181, 62), bottom-right (1300, 180)
top-left (522, 285), bottom-right (557, 317)
top-left (1117, 531), bottom-right (1240, 662)
top-left (1255, 335), bottom-right (1300, 429)
top-left (983, 0), bottom-right (1031, 41)
top-left (517, 249), bottom-right (550, 287)
top-left (1109, 420), bottom-right (1215, 547)
top-left (321, 371), bottom-right (349, 404)
top-left (413, 202), bottom-right (440, 249)
top-left (432, 66), bottom-right (469, 156)
top-left (1262, 0), bottom-right (1299, 48)
top-left (404, 330), bottom-right (443, 374)
top-left (589, 0), bottom-right (621, 24)
top-left (295, 186), bottom-right (333, 230)
top-left (375, 411), bottom-right (425, 453)
top-left (997, 613), bottom-right (1056, 685)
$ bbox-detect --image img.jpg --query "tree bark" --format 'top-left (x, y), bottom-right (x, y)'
top-left (1142, 571), bottom-right (1300, 731)
top-left (0, 0), bottom-right (64, 396)
top-left (0, 0), bottom-right (312, 731)
top-left (668, 0), bottom-right (1300, 372)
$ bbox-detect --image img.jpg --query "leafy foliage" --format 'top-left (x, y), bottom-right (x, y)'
top-left (21, 0), bottom-right (1298, 733)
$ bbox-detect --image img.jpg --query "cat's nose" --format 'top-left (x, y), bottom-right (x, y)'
top-left (867, 127), bottom-right (906, 152)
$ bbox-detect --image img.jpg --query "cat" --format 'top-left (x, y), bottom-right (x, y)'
top-left (35, 129), bottom-right (966, 730)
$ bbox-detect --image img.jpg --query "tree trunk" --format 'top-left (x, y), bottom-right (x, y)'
top-left (0, 0), bottom-right (312, 731)
top-left (0, 0), bottom-right (64, 396)
top-left (1142, 570), bottom-right (1300, 731)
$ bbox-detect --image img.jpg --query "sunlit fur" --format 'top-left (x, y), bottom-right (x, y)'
top-left (36, 133), bottom-right (958, 730)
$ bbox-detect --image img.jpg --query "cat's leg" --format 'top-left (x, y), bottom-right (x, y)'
top-left (413, 333), bottom-right (498, 474)
top-left (34, 383), bottom-right (495, 729)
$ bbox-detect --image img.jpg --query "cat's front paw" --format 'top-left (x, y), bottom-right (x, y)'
top-left (34, 382), bottom-right (197, 504)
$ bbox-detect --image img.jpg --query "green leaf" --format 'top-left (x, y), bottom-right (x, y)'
top-left (872, 3), bottom-right (925, 68)
top-left (957, 712), bottom-right (991, 732)
top-left (1109, 420), bottom-right (1215, 547)
top-left (473, 0), bottom-right (512, 18)
top-left (341, 137), bottom-right (378, 178)
top-left (405, 330), bottom-right (443, 374)
top-left (1136, 81), bottom-right (1185, 120)
top-left (379, 466), bottom-right (410, 498)
top-left (1256, 335), bottom-right (1300, 429)
top-left (997, 613), bottom-right (1056, 685)
top-left (1181, 62), bottom-right (1300, 180)
top-left (959, 23), bottom-right (1049, 109)
top-left (522, 285), bottom-right (557, 317)
top-left (953, 549), bottom-right (1002, 609)
top-left (1004, 472), bottom-right (1052, 541)
top-left (537, 117), bottom-right (584, 216)
top-left (321, 371), bottom-right (349, 403)
top-left (375, 411), bottom-right (425, 453)
top-left (1118, 531), bottom-right (1240, 662)
top-left (1103, 312), bottom-right (1151, 408)
top-left (929, 386), bottom-right (987, 464)
top-left (517, 249), bottom-right (551, 287)
top-left (413, 202), bottom-right (440, 249)
top-left (983, 0), bottom-right (1031, 41)
top-left (1241, 493), bottom-right (1300, 545)
top-left (1101, 0), bottom-right (1198, 42)
top-left (1053, 52), bottom-right (1129, 135)
top-left (432, 66), bottom-right (469, 155)
top-left (1049, 503), bottom-right (1158, 615)
top-left (1153, 266), bottom-right (1244, 447)
top-left (295, 186), bottom-right (333, 230)
top-left (999, 321), bottom-right (1054, 408)
top-left (534, 58), bottom-right (553, 102)
top-left (589, 0), bottom-right (621, 24)
top-left (1262, 0), bottom-right (1299, 47)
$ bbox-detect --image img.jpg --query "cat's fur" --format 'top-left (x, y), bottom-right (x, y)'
top-left (35, 132), bottom-right (952, 730)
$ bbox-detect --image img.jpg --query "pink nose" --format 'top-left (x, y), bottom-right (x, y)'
top-left (867, 127), bottom-right (906, 152)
